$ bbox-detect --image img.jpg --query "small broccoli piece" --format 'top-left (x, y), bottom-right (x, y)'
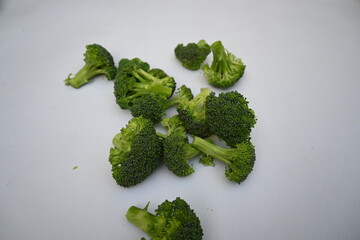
top-left (129, 94), bottom-right (168, 124)
top-left (191, 136), bottom-right (256, 184)
top-left (65, 44), bottom-right (116, 88)
top-left (126, 197), bottom-right (203, 240)
top-left (205, 91), bottom-right (256, 147)
top-left (177, 88), bottom-right (213, 138)
top-left (202, 41), bottom-right (245, 88)
top-left (114, 58), bottom-right (176, 109)
top-left (158, 116), bottom-right (202, 176)
top-left (174, 40), bottom-right (211, 70)
top-left (129, 85), bottom-right (193, 124)
top-left (108, 116), bottom-right (163, 187)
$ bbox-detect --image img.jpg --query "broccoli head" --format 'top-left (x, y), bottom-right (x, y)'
top-left (126, 197), bottom-right (203, 240)
top-left (158, 116), bottom-right (202, 176)
top-left (205, 91), bottom-right (256, 147)
top-left (65, 44), bottom-right (116, 88)
top-left (174, 40), bottom-right (211, 70)
top-left (191, 136), bottom-right (256, 184)
top-left (114, 58), bottom-right (176, 109)
top-left (128, 85), bottom-right (193, 124)
top-left (202, 41), bottom-right (245, 88)
top-left (109, 116), bottom-right (163, 187)
top-left (177, 88), bottom-right (213, 138)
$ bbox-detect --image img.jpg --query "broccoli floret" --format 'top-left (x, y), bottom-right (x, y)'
top-left (202, 41), bottom-right (245, 88)
top-left (177, 88), bottom-right (213, 138)
top-left (205, 91), bottom-right (256, 147)
top-left (158, 116), bottom-right (202, 176)
top-left (65, 44), bottom-right (116, 88)
top-left (129, 85), bottom-right (193, 124)
top-left (108, 116), bottom-right (163, 187)
top-left (129, 94), bottom-right (168, 124)
top-left (174, 40), bottom-right (211, 70)
top-left (191, 136), bottom-right (256, 184)
top-left (114, 58), bottom-right (176, 109)
top-left (126, 197), bottom-right (203, 240)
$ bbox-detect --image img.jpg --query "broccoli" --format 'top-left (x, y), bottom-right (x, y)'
top-left (126, 197), bottom-right (203, 240)
top-left (65, 44), bottom-right (116, 88)
top-left (202, 41), bottom-right (245, 88)
top-left (114, 58), bottom-right (176, 109)
top-left (191, 136), bottom-right (256, 184)
top-left (174, 40), bottom-right (211, 70)
top-left (129, 85), bottom-right (193, 124)
top-left (177, 88), bottom-right (213, 138)
top-left (108, 116), bottom-right (163, 187)
top-left (205, 91), bottom-right (256, 147)
top-left (157, 116), bottom-right (203, 176)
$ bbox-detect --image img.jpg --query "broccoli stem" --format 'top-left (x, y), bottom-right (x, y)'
top-left (65, 64), bottom-right (105, 88)
top-left (191, 136), bottom-right (232, 165)
top-left (126, 204), bottom-right (156, 237)
top-left (193, 88), bottom-right (212, 108)
top-left (211, 41), bottom-right (230, 74)
top-left (132, 82), bottom-right (173, 98)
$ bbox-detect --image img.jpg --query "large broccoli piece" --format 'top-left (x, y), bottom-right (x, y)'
top-left (108, 116), bottom-right (163, 187)
top-left (65, 44), bottom-right (116, 88)
top-left (126, 197), bottom-right (203, 240)
top-left (129, 85), bottom-right (193, 124)
top-left (205, 91), bottom-right (256, 147)
top-left (158, 116), bottom-right (203, 176)
top-left (202, 41), bottom-right (245, 88)
top-left (174, 40), bottom-right (211, 70)
top-left (177, 88), bottom-right (213, 138)
top-left (114, 58), bottom-right (176, 109)
top-left (191, 136), bottom-right (256, 184)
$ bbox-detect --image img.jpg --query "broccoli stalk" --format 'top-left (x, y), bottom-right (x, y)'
top-left (129, 68), bottom-right (175, 97)
top-left (126, 197), bottom-right (203, 240)
top-left (65, 44), bottom-right (116, 88)
top-left (191, 136), bottom-right (256, 184)
top-left (202, 41), bottom-right (245, 88)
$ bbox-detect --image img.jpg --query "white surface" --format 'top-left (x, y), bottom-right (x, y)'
top-left (1, 0), bottom-right (360, 239)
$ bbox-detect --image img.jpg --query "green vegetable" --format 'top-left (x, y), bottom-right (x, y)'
top-left (205, 91), bottom-right (256, 147)
top-left (191, 136), bottom-right (256, 184)
top-left (65, 44), bottom-right (116, 88)
top-left (177, 88), bottom-right (213, 138)
top-left (108, 116), bottom-right (163, 187)
top-left (129, 85), bottom-right (193, 124)
top-left (114, 58), bottom-right (176, 109)
top-left (174, 40), bottom-right (211, 70)
top-left (126, 197), bottom-right (203, 240)
top-left (202, 41), bottom-right (245, 88)
top-left (158, 115), bottom-right (203, 176)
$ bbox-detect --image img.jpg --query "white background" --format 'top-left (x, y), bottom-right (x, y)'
top-left (1, 0), bottom-right (360, 239)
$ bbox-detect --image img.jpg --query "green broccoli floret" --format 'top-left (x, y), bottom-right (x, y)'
top-left (129, 94), bottom-right (168, 124)
top-left (126, 197), bottom-right (203, 240)
top-left (191, 136), bottom-right (256, 184)
top-left (174, 40), bottom-right (211, 70)
top-left (202, 41), bottom-right (245, 88)
top-left (177, 88), bottom-right (213, 138)
top-left (65, 44), bottom-right (116, 88)
top-left (114, 58), bottom-right (176, 109)
top-left (129, 85), bottom-right (193, 124)
top-left (205, 91), bottom-right (256, 147)
top-left (158, 116), bottom-right (203, 176)
top-left (108, 116), bottom-right (163, 187)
